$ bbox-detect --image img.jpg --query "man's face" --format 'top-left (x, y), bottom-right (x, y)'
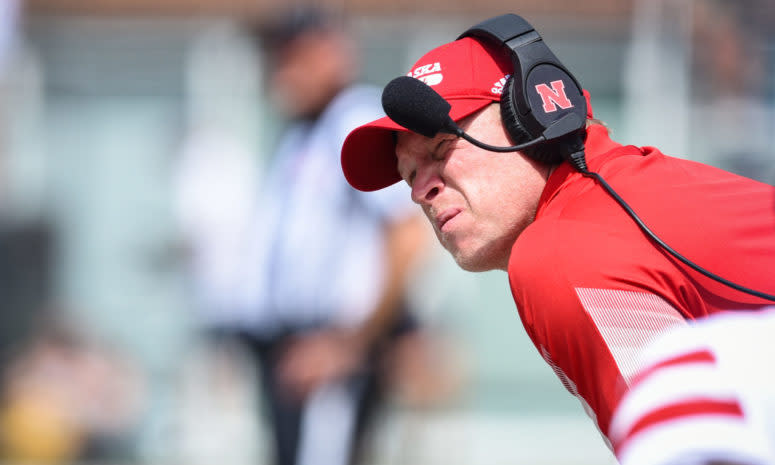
top-left (395, 104), bottom-right (552, 272)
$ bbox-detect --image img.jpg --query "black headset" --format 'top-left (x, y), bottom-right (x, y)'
top-left (459, 14), bottom-right (588, 165)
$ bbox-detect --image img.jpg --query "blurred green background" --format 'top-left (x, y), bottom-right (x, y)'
top-left (0, 1), bottom-right (773, 464)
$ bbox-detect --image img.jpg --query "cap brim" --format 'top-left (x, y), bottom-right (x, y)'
top-left (341, 97), bottom-right (496, 192)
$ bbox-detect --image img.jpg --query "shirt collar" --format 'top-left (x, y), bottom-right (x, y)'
top-left (536, 124), bottom-right (624, 215)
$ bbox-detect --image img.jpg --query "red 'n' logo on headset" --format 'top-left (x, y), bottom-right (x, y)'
top-left (535, 80), bottom-right (573, 113)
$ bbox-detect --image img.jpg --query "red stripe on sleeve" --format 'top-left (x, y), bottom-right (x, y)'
top-left (629, 349), bottom-right (716, 389)
top-left (614, 398), bottom-right (744, 456)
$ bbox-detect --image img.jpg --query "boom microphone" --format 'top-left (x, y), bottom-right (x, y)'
top-left (382, 76), bottom-right (454, 138)
top-left (381, 75), bottom-right (582, 153)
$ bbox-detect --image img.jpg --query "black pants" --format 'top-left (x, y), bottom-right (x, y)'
top-left (222, 309), bottom-right (417, 465)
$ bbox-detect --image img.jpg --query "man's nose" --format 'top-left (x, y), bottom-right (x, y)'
top-left (411, 169), bottom-right (443, 205)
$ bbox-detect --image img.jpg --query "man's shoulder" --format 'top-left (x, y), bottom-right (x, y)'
top-left (510, 212), bottom-right (647, 273)
top-left (507, 217), bottom-right (617, 302)
top-left (507, 213), bottom-right (686, 309)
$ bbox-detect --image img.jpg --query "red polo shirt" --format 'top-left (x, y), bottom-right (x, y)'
top-left (507, 124), bottom-right (775, 441)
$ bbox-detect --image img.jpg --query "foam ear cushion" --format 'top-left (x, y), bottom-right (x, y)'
top-left (499, 75), bottom-right (533, 145)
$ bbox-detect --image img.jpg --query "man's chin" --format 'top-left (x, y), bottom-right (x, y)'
top-left (451, 251), bottom-right (498, 273)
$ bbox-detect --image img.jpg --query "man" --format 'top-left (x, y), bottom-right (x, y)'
top-left (609, 308), bottom-right (775, 465)
top-left (224, 8), bottom-right (428, 465)
top-left (340, 14), bottom-right (775, 445)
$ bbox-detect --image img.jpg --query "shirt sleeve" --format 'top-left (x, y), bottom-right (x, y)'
top-left (508, 216), bottom-right (693, 436)
top-left (609, 309), bottom-right (775, 465)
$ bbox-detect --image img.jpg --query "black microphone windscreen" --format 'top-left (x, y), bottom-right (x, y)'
top-left (382, 76), bottom-right (452, 138)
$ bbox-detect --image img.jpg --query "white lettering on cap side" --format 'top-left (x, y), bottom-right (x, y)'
top-left (407, 62), bottom-right (443, 86)
top-left (491, 74), bottom-right (510, 95)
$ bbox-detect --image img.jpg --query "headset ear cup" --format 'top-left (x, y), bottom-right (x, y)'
top-left (500, 74), bottom-right (567, 165)
top-left (499, 75), bottom-right (532, 146)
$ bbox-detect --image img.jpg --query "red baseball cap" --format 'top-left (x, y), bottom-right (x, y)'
top-left (341, 36), bottom-right (595, 192)
top-left (341, 37), bottom-right (513, 192)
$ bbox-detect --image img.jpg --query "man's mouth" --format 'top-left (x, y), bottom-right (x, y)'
top-left (436, 208), bottom-right (462, 231)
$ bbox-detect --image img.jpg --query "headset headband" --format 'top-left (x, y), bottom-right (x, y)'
top-left (458, 14), bottom-right (586, 141)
